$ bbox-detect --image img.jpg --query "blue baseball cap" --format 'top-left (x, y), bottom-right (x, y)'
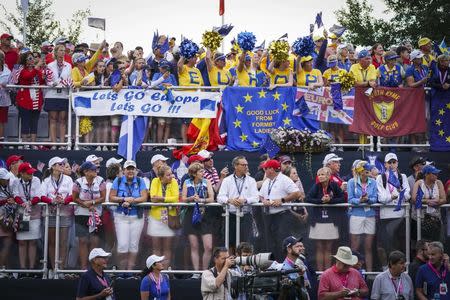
top-left (245, 55), bottom-right (251, 61)
top-left (72, 53), bottom-right (87, 64)
top-left (282, 236), bottom-right (303, 250)
top-left (80, 161), bottom-right (97, 173)
top-left (159, 59), bottom-right (171, 68)
top-left (422, 165), bottom-right (441, 175)
top-left (357, 49), bottom-right (370, 59)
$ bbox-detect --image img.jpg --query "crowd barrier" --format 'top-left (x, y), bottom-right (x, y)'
top-left (2, 201), bottom-right (449, 279)
top-left (11, 84), bottom-right (440, 151)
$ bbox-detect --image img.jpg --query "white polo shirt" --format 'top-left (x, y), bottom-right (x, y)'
top-left (41, 174), bottom-right (74, 216)
top-left (217, 174), bottom-right (259, 214)
top-left (259, 173), bottom-right (299, 214)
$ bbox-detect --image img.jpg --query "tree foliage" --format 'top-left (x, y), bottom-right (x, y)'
top-left (0, 0), bottom-right (90, 50)
top-left (335, 0), bottom-right (450, 47)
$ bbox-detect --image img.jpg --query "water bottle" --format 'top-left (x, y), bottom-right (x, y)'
top-left (434, 293), bottom-right (440, 300)
top-left (161, 208), bottom-right (168, 224)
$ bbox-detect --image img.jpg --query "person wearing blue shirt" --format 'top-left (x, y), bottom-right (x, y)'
top-left (140, 255), bottom-right (171, 300)
top-left (109, 160), bottom-right (147, 270)
top-left (348, 161), bottom-right (378, 272)
top-left (378, 51), bottom-right (405, 87)
top-left (76, 248), bottom-right (114, 300)
top-left (406, 50), bottom-right (430, 88)
top-left (416, 241), bottom-right (450, 300)
top-left (337, 44), bottom-right (352, 72)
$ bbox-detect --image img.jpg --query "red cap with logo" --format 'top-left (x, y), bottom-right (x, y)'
top-left (0, 33), bottom-right (13, 40)
top-left (187, 155), bottom-right (205, 165)
top-left (18, 162), bottom-right (37, 175)
top-left (6, 155), bottom-right (24, 168)
top-left (261, 159), bottom-right (281, 170)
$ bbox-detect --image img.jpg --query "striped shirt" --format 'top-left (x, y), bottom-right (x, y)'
top-left (203, 167), bottom-right (220, 187)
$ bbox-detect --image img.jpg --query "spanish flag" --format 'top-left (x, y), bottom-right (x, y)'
top-left (173, 106), bottom-right (224, 159)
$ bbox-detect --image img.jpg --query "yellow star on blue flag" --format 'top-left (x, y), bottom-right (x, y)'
top-left (281, 102), bottom-right (289, 111)
top-left (283, 117), bottom-right (291, 126)
top-left (233, 120), bottom-right (242, 128)
top-left (439, 109), bottom-right (445, 115)
top-left (435, 119), bottom-right (442, 126)
top-left (243, 93), bottom-right (253, 102)
top-left (439, 130), bottom-right (445, 136)
top-left (252, 141), bottom-right (260, 148)
top-left (235, 104), bottom-right (244, 113)
top-left (273, 91), bottom-right (281, 101)
top-left (240, 133), bottom-right (248, 141)
top-left (258, 89), bottom-right (267, 98)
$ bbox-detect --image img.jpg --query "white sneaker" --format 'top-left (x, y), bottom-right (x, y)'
top-left (95, 146), bottom-right (101, 151)
top-left (102, 146), bottom-right (108, 151)
top-left (48, 269), bottom-right (54, 279)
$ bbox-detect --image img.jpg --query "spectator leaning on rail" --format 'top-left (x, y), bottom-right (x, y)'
top-left (0, 50), bottom-right (11, 142)
top-left (0, 168), bottom-right (15, 273)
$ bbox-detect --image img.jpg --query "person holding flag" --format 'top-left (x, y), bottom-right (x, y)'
top-left (376, 153), bottom-right (410, 269)
top-left (411, 165), bottom-right (446, 242)
top-left (205, 48), bottom-right (233, 87)
top-left (236, 52), bottom-right (257, 87)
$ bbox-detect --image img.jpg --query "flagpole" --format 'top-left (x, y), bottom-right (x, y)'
top-left (126, 116), bottom-right (134, 160)
top-left (221, 13), bottom-right (225, 54)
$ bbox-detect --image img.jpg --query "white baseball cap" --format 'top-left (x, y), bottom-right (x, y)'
top-left (384, 153), bottom-right (398, 162)
top-left (146, 255), bottom-right (165, 268)
top-left (86, 154), bottom-right (103, 163)
top-left (198, 150), bottom-right (213, 159)
top-left (106, 157), bottom-right (123, 168)
top-left (410, 49), bottom-right (424, 60)
top-left (150, 154), bottom-right (169, 165)
top-left (123, 160), bottom-right (137, 169)
top-left (88, 248), bottom-right (111, 261)
top-left (48, 156), bottom-right (67, 168)
top-left (0, 168), bottom-right (12, 180)
top-left (323, 153), bottom-right (343, 166)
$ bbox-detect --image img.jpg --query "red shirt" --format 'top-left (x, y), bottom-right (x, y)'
top-left (16, 68), bottom-right (45, 110)
top-left (1, 47), bottom-right (19, 70)
top-left (371, 55), bottom-right (384, 69)
top-left (318, 265), bottom-right (368, 300)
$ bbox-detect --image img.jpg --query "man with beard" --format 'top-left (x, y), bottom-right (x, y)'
top-left (408, 240), bottom-right (429, 290)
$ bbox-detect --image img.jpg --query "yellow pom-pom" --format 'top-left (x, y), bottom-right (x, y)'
top-left (79, 117), bottom-right (93, 135)
top-left (337, 71), bottom-right (356, 94)
top-left (202, 31), bottom-right (223, 51)
top-left (269, 40), bottom-right (290, 62)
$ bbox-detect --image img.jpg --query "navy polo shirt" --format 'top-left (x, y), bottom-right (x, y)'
top-left (111, 176), bottom-right (146, 216)
top-left (415, 263), bottom-right (450, 300)
top-left (405, 64), bottom-right (429, 83)
top-left (76, 268), bottom-right (114, 300)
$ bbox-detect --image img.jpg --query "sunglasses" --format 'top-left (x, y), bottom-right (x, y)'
top-left (387, 160), bottom-right (398, 164)
top-left (27, 56), bottom-right (35, 61)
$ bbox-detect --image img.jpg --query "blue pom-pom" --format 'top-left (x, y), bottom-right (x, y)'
top-left (237, 31), bottom-right (256, 52)
top-left (292, 36), bottom-right (315, 57)
top-left (180, 39), bottom-right (199, 59)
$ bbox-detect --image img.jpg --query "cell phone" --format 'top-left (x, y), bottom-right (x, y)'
top-left (347, 289), bottom-right (358, 296)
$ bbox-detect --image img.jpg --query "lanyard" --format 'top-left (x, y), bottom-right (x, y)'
top-left (417, 66), bottom-right (426, 79)
top-left (97, 275), bottom-right (109, 287)
top-left (361, 69), bottom-right (368, 82)
top-left (428, 262), bottom-right (447, 281)
top-left (439, 70), bottom-right (448, 85)
top-left (361, 182), bottom-right (367, 194)
top-left (161, 183), bottom-right (167, 198)
top-left (149, 273), bottom-right (161, 297)
top-left (20, 179), bottom-right (32, 201)
top-left (194, 180), bottom-right (204, 198)
top-left (425, 183), bottom-right (434, 199)
top-left (391, 275), bottom-right (403, 297)
top-left (56, 63), bottom-right (64, 79)
top-left (234, 175), bottom-right (246, 197)
top-left (125, 181), bottom-right (134, 197)
top-left (51, 174), bottom-right (62, 195)
top-left (0, 184), bottom-right (12, 198)
top-left (267, 175), bottom-right (278, 196)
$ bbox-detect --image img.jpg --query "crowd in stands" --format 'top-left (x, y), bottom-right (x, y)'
top-left (0, 31), bottom-right (449, 150)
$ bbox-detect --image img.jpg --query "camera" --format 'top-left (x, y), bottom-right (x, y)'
top-left (234, 253), bottom-right (274, 269)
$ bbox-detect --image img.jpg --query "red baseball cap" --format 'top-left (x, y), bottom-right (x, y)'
top-left (6, 155), bottom-right (24, 168)
top-left (261, 159), bottom-right (281, 170)
top-left (0, 33), bottom-right (13, 40)
top-left (187, 155), bottom-right (205, 165)
top-left (18, 162), bottom-right (37, 175)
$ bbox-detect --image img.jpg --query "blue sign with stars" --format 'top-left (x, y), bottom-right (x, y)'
top-left (430, 89), bottom-right (450, 151)
top-left (222, 87), bottom-right (318, 151)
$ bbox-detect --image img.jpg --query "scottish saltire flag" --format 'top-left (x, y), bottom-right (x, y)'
top-left (394, 188), bottom-right (406, 212)
top-left (222, 87), bottom-right (318, 151)
top-left (415, 186), bottom-right (424, 209)
top-left (295, 88), bottom-right (354, 124)
top-left (88, 17), bottom-right (106, 30)
top-left (315, 12), bottom-right (323, 28)
top-left (388, 169), bottom-right (401, 189)
top-left (430, 89), bottom-right (450, 151)
top-left (329, 24), bottom-right (347, 37)
top-left (366, 154), bottom-right (385, 174)
top-left (118, 115), bottom-right (148, 160)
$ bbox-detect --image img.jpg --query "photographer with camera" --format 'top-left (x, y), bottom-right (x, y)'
top-left (318, 246), bottom-right (368, 300)
top-left (201, 247), bottom-right (234, 300)
top-left (229, 242), bottom-right (255, 300)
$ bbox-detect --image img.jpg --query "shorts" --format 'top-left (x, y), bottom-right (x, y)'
top-left (349, 216), bottom-right (376, 235)
top-left (16, 219), bottom-right (41, 240)
top-left (114, 213), bottom-right (144, 253)
top-left (0, 106), bottom-right (8, 123)
top-left (18, 107), bottom-right (40, 135)
top-left (147, 216), bottom-right (175, 237)
top-left (309, 223), bottom-right (339, 240)
top-left (75, 215), bottom-right (103, 238)
top-left (44, 98), bottom-right (69, 112)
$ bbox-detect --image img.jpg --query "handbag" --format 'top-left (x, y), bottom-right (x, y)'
top-left (422, 214), bottom-right (441, 239)
top-left (17, 211), bottom-right (30, 232)
top-left (192, 203), bottom-right (203, 225)
top-left (168, 207), bottom-right (181, 230)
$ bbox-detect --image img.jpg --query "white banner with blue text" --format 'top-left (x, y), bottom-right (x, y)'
top-left (72, 89), bottom-right (220, 118)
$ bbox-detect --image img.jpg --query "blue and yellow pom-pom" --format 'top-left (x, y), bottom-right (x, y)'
top-left (180, 39), bottom-right (199, 59)
top-left (79, 117), bottom-right (93, 135)
top-left (237, 31), bottom-right (256, 52)
top-left (292, 36), bottom-right (315, 57)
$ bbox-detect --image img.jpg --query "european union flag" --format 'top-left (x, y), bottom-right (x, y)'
top-left (330, 83), bottom-right (343, 110)
top-left (222, 87), bottom-right (317, 151)
top-left (415, 186), bottom-right (424, 209)
top-left (260, 136), bottom-right (280, 158)
top-left (430, 89), bottom-right (450, 151)
top-left (315, 12), bottom-right (323, 28)
top-left (293, 96), bottom-right (310, 116)
top-left (74, 96), bottom-right (91, 108)
top-left (388, 169), bottom-right (401, 189)
top-left (394, 188), bottom-right (406, 212)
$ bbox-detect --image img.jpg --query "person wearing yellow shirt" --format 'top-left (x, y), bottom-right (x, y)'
top-left (149, 165), bottom-right (179, 263)
top-left (296, 56), bottom-right (323, 89)
top-left (349, 49), bottom-right (378, 146)
top-left (205, 49), bottom-right (233, 87)
top-left (225, 48), bottom-right (239, 70)
top-left (267, 55), bottom-right (293, 89)
top-left (236, 52), bottom-right (257, 87)
top-left (349, 50), bottom-right (378, 88)
top-left (71, 40), bottom-right (106, 87)
top-left (323, 55), bottom-right (347, 86)
top-left (177, 55), bottom-right (204, 142)
top-left (418, 37), bottom-right (436, 67)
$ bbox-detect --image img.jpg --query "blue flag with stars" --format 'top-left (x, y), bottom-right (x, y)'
top-left (222, 87), bottom-right (318, 151)
top-left (430, 89), bottom-right (450, 151)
